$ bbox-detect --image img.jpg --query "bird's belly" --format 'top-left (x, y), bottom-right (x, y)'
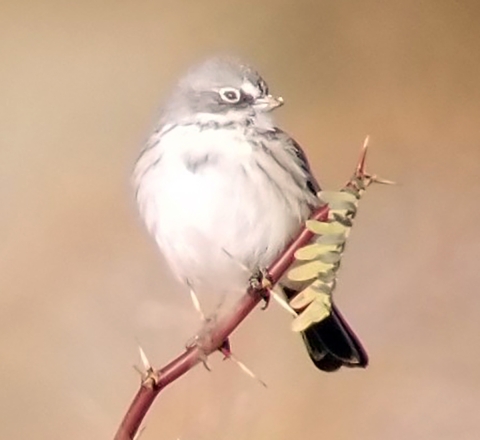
top-left (139, 155), bottom-right (309, 296)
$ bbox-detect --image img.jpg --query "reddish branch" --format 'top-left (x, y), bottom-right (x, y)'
top-left (114, 141), bottom-right (377, 440)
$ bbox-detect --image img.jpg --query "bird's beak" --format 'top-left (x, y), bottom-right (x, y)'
top-left (254, 95), bottom-right (284, 112)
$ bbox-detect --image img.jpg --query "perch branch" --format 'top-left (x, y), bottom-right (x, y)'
top-left (113, 138), bottom-right (381, 440)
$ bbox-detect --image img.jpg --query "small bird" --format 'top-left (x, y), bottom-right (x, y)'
top-left (134, 56), bottom-right (368, 371)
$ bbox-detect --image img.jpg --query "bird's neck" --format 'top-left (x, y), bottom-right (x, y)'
top-left (169, 110), bottom-right (275, 130)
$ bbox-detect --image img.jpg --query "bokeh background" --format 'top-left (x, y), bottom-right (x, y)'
top-left (1, 1), bottom-right (480, 439)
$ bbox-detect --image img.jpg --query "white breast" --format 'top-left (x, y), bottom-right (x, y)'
top-left (134, 124), bottom-right (314, 312)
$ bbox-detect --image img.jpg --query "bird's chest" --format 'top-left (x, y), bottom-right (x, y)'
top-left (137, 126), bottom-right (310, 283)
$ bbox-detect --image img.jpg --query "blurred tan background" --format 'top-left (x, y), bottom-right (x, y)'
top-left (1, 0), bottom-right (480, 439)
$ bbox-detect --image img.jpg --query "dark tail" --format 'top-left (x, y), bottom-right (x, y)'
top-left (302, 303), bottom-right (368, 371)
top-left (285, 287), bottom-right (368, 371)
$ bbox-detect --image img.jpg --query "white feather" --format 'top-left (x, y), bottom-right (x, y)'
top-left (134, 121), bottom-right (316, 315)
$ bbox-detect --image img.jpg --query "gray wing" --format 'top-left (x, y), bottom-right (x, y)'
top-left (272, 130), bottom-right (368, 371)
top-left (270, 127), bottom-right (321, 196)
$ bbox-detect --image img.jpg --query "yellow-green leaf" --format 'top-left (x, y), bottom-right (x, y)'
top-left (291, 293), bottom-right (332, 332)
top-left (315, 233), bottom-right (347, 245)
top-left (317, 251), bottom-right (342, 264)
top-left (294, 243), bottom-right (339, 261)
top-left (317, 270), bottom-right (336, 282)
top-left (318, 191), bottom-right (358, 210)
top-left (289, 281), bottom-right (332, 310)
top-left (287, 260), bottom-right (334, 282)
top-left (306, 220), bottom-right (348, 236)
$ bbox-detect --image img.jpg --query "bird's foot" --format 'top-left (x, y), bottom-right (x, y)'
top-left (248, 268), bottom-right (272, 309)
top-left (186, 316), bottom-right (218, 369)
top-left (186, 323), bottom-right (233, 370)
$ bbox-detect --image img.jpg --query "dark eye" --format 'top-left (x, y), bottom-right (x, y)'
top-left (219, 87), bottom-right (241, 103)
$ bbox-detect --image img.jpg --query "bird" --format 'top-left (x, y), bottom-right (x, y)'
top-left (133, 56), bottom-right (368, 372)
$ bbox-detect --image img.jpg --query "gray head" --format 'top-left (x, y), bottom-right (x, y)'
top-left (162, 57), bottom-right (283, 125)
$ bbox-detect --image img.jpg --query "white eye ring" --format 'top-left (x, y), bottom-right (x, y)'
top-left (219, 87), bottom-right (241, 103)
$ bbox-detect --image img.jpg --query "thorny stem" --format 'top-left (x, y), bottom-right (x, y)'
top-left (113, 137), bottom-right (378, 440)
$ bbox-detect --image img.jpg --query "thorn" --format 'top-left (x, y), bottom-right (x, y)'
top-left (220, 347), bottom-right (268, 388)
top-left (351, 136), bottom-right (395, 189)
top-left (356, 135), bottom-right (370, 177)
top-left (133, 364), bottom-right (143, 377)
top-left (363, 134), bottom-right (370, 149)
top-left (270, 288), bottom-right (298, 317)
top-left (371, 175), bottom-right (397, 185)
top-left (137, 345), bottom-right (161, 387)
top-left (185, 332), bottom-right (214, 371)
top-left (192, 333), bottom-right (213, 371)
top-left (138, 345), bottom-right (152, 372)
top-left (189, 287), bottom-right (206, 322)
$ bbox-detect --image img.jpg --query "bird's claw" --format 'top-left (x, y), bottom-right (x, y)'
top-left (248, 268), bottom-right (272, 309)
